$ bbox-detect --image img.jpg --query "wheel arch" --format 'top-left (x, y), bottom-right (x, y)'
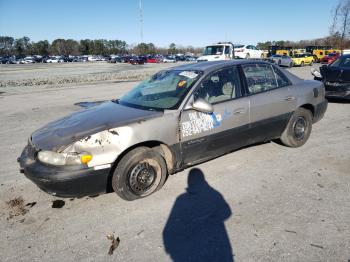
top-left (299, 104), bottom-right (315, 118)
top-left (106, 140), bottom-right (176, 193)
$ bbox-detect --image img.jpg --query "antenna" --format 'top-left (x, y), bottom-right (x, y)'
top-left (139, 0), bottom-right (143, 43)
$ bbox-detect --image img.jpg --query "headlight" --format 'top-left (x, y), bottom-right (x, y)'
top-left (38, 151), bottom-right (92, 166)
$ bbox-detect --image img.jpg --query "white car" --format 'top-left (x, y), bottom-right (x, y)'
top-left (88, 56), bottom-right (99, 62)
top-left (163, 56), bottom-right (176, 63)
top-left (46, 57), bottom-right (58, 63)
top-left (235, 45), bottom-right (264, 59)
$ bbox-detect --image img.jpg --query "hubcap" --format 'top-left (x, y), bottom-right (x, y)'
top-left (129, 162), bottom-right (156, 195)
top-left (293, 117), bottom-right (306, 140)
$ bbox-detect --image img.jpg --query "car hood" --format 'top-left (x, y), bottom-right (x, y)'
top-left (31, 101), bottom-right (163, 151)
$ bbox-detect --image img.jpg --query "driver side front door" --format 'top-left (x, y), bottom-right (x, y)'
top-left (179, 66), bottom-right (250, 165)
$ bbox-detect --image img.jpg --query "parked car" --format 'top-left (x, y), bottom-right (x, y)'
top-left (291, 53), bottom-right (314, 67)
top-left (185, 56), bottom-right (198, 61)
top-left (109, 56), bottom-right (121, 63)
top-left (311, 54), bottom-right (350, 100)
top-left (268, 55), bottom-right (293, 67)
top-left (235, 44), bottom-right (264, 59)
top-left (320, 52), bottom-right (341, 64)
top-left (163, 56), bottom-right (176, 63)
top-left (129, 56), bottom-right (145, 65)
top-left (45, 57), bottom-right (59, 63)
top-left (19, 60), bottom-right (327, 200)
top-left (147, 57), bottom-right (158, 63)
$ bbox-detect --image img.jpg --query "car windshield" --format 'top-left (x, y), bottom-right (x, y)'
top-left (293, 54), bottom-right (304, 58)
top-left (330, 56), bottom-right (350, 67)
top-left (203, 46), bottom-right (224, 55)
top-left (119, 70), bottom-right (202, 110)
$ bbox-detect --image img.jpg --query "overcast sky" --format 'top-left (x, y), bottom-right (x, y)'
top-left (0, 0), bottom-right (337, 47)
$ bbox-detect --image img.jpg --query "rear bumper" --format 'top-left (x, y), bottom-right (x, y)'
top-left (313, 100), bottom-right (328, 123)
top-left (19, 146), bottom-right (111, 197)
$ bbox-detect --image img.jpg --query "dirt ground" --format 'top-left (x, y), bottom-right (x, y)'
top-left (0, 62), bottom-right (349, 262)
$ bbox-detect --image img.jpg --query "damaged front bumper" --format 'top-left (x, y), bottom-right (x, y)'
top-left (324, 82), bottom-right (350, 100)
top-left (18, 144), bottom-right (111, 197)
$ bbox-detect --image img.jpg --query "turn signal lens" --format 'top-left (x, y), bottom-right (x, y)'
top-left (81, 154), bottom-right (93, 164)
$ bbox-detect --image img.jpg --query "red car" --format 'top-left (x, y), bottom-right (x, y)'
top-left (146, 57), bottom-right (158, 63)
top-left (321, 52), bottom-right (341, 64)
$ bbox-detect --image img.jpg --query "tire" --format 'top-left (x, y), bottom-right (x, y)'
top-left (112, 147), bottom-right (168, 201)
top-left (245, 53), bottom-right (250, 59)
top-left (300, 61), bottom-right (304, 67)
top-left (309, 60), bottom-right (313, 66)
top-left (289, 62), bottom-right (293, 68)
top-left (278, 60), bottom-right (281, 66)
top-left (280, 108), bottom-right (313, 148)
top-left (260, 54), bottom-right (264, 59)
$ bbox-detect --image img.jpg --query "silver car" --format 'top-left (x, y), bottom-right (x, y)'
top-left (269, 55), bottom-right (293, 67)
top-left (19, 61), bottom-right (327, 200)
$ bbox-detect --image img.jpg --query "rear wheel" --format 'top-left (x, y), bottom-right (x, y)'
top-left (112, 147), bottom-right (168, 201)
top-left (280, 108), bottom-right (313, 148)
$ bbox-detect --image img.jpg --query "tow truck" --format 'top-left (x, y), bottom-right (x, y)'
top-left (197, 42), bottom-right (235, 62)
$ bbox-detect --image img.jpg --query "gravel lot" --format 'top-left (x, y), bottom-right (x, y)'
top-left (0, 62), bottom-right (349, 262)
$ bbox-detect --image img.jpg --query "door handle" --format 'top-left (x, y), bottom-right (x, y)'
top-left (284, 96), bottom-right (295, 101)
top-left (233, 108), bottom-right (245, 115)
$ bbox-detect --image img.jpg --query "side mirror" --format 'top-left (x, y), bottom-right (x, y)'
top-left (192, 98), bottom-right (213, 114)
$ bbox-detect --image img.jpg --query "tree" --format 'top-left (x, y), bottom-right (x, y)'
top-left (0, 36), bottom-right (14, 55)
top-left (32, 40), bottom-right (49, 55)
top-left (331, 0), bottom-right (350, 47)
top-left (14, 36), bottom-right (31, 56)
top-left (168, 43), bottom-right (176, 54)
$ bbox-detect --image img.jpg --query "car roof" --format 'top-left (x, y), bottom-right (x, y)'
top-left (168, 60), bottom-right (269, 73)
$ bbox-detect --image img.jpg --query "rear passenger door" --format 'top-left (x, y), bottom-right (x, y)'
top-left (241, 63), bottom-right (296, 143)
top-left (180, 66), bottom-right (250, 165)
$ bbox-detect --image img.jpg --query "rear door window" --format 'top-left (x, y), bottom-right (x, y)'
top-left (242, 64), bottom-right (278, 94)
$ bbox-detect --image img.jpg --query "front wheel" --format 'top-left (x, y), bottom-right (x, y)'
top-left (112, 147), bottom-right (168, 201)
top-left (280, 108), bottom-right (313, 148)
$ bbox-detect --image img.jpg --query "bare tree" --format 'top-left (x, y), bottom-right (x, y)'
top-left (339, 0), bottom-right (350, 41)
top-left (330, 2), bottom-right (341, 35)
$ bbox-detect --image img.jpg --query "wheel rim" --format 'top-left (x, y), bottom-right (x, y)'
top-left (129, 161), bottom-right (157, 195)
top-left (293, 117), bottom-right (307, 140)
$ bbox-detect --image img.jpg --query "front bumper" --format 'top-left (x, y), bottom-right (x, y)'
top-left (325, 82), bottom-right (350, 100)
top-left (18, 145), bottom-right (111, 197)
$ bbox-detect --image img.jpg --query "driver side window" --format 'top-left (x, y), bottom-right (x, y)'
top-left (194, 66), bottom-right (241, 104)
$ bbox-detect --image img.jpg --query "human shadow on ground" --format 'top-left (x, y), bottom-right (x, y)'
top-left (163, 168), bottom-right (234, 262)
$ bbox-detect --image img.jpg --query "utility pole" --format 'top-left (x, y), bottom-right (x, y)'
top-left (139, 0), bottom-right (143, 43)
